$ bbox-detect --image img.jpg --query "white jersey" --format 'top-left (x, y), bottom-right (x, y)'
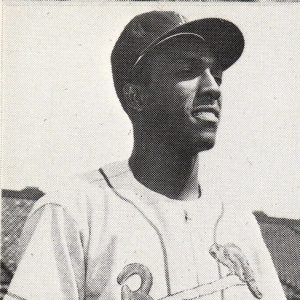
top-left (5, 160), bottom-right (286, 300)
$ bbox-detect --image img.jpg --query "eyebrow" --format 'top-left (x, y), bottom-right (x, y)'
top-left (169, 56), bottom-right (217, 71)
top-left (175, 56), bottom-right (214, 65)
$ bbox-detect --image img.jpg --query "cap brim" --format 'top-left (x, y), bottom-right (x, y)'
top-left (134, 18), bottom-right (245, 72)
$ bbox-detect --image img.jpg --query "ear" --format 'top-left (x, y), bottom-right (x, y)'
top-left (123, 83), bottom-right (145, 112)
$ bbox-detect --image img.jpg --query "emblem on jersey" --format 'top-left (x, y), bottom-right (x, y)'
top-left (209, 242), bottom-right (263, 299)
top-left (117, 257), bottom-right (261, 300)
top-left (117, 263), bottom-right (154, 300)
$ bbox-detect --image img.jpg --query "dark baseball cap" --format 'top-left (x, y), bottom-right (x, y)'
top-left (111, 11), bottom-right (244, 103)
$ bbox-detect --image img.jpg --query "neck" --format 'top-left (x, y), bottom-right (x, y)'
top-left (129, 133), bottom-right (200, 201)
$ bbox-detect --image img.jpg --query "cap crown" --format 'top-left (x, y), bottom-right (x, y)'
top-left (111, 11), bottom-right (189, 104)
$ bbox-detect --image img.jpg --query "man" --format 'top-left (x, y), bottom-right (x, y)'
top-left (5, 11), bottom-right (286, 300)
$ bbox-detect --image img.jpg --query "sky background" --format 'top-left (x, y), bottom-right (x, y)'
top-left (2, 2), bottom-right (299, 218)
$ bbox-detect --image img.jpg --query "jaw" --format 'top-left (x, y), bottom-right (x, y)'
top-left (180, 108), bottom-right (219, 152)
top-left (133, 108), bottom-right (219, 155)
top-left (197, 130), bottom-right (217, 150)
top-left (193, 137), bottom-right (216, 153)
top-left (184, 123), bottom-right (218, 154)
top-left (173, 133), bottom-right (216, 156)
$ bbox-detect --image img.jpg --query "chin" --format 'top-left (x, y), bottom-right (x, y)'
top-left (169, 129), bottom-right (217, 154)
top-left (194, 132), bottom-right (217, 153)
top-left (198, 140), bottom-right (216, 152)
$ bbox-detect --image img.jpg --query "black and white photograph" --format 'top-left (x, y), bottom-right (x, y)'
top-left (1, 2), bottom-right (299, 300)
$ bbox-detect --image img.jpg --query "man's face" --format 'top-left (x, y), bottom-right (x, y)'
top-left (136, 37), bottom-right (223, 154)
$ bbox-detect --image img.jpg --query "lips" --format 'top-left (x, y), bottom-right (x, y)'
top-left (191, 106), bottom-right (220, 122)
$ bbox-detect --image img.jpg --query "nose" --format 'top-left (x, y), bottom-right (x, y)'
top-left (196, 69), bottom-right (221, 105)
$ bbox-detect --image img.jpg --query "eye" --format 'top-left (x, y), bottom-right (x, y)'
top-left (175, 66), bottom-right (199, 79)
top-left (177, 69), bottom-right (194, 77)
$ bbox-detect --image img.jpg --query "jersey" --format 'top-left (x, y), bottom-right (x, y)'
top-left (4, 160), bottom-right (286, 300)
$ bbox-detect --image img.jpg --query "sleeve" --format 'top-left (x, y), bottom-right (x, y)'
top-left (4, 202), bottom-right (86, 300)
top-left (242, 211), bottom-right (287, 300)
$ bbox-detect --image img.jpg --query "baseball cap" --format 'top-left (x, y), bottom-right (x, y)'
top-left (111, 11), bottom-right (244, 103)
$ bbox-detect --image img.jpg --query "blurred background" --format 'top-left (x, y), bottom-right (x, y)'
top-left (1, 2), bottom-right (300, 299)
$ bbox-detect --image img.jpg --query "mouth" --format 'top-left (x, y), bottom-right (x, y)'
top-left (191, 106), bottom-right (220, 123)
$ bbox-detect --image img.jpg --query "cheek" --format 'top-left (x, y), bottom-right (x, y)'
top-left (172, 80), bottom-right (199, 109)
top-left (147, 78), bottom-right (198, 113)
top-left (176, 79), bottom-right (199, 95)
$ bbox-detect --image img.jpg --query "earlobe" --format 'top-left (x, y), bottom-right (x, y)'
top-left (123, 83), bottom-right (144, 112)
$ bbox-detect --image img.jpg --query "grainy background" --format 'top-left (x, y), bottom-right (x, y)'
top-left (1, 2), bottom-right (300, 299)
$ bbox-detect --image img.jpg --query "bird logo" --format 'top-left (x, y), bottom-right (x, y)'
top-left (209, 242), bottom-right (263, 299)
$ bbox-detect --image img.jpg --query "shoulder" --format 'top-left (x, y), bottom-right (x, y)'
top-left (222, 198), bottom-right (258, 225)
top-left (30, 160), bottom-right (130, 230)
top-left (218, 200), bottom-right (263, 245)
